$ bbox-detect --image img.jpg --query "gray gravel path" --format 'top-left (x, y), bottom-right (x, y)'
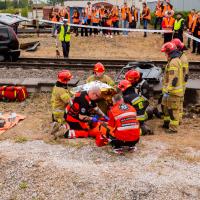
top-left (0, 140), bottom-right (199, 200)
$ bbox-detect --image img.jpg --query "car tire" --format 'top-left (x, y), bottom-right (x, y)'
top-left (0, 54), bottom-right (5, 61)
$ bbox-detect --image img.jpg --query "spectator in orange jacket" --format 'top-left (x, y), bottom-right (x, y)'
top-left (187, 9), bottom-right (196, 48)
top-left (162, 10), bottom-right (175, 43)
top-left (72, 8), bottom-right (80, 37)
top-left (154, 0), bottom-right (164, 31)
top-left (141, 2), bottom-right (151, 37)
top-left (130, 5), bottom-right (138, 29)
top-left (111, 6), bottom-right (119, 35)
top-left (191, 12), bottom-right (200, 54)
top-left (121, 2), bottom-right (131, 36)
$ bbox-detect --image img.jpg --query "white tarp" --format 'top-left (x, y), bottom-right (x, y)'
top-left (0, 14), bottom-right (30, 25)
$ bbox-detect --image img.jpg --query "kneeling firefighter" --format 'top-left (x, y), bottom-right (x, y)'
top-left (118, 79), bottom-right (153, 135)
top-left (125, 69), bottom-right (150, 99)
top-left (86, 62), bottom-right (115, 86)
top-left (96, 94), bottom-right (140, 154)
top-left (64, 86), bottom-right (109, 139)
top-left (51, 70), bottom-right (73, 135)
top-left (161, 42), bottom-right (184, 133)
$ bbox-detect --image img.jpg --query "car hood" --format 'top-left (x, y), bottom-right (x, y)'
top-left (0, 14), bottom-right (30, 25)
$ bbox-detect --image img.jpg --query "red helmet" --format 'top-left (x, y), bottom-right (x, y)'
top-left (94, 62), bottom-right (105, 73)
top-left (161, 42), bottom-right (177, 54)
top-left (171, 38), bottom-right (184, 50)
top-left (118, 80), bottom-right (132, 92)
top-left (57, 70), bottom-right (73, 84)
top-left (125, 69), bottom-right (141, 84)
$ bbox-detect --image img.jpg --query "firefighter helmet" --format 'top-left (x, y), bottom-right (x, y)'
top-left (94, 62), bottom-right (105, 73)
top-left (125, 69), bottom-right (141, 84)
top-left (171, 38), bottom-right (184, 50)
top-left (161, 42), bottom-right (177, 54)
top-left (57, 70), bottom-right (73, 84)
top-left (118, 80), bottom-right (132, 92)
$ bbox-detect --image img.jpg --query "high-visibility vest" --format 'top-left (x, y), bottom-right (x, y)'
top-left (111, 8), bottom-right (119, 21)
top-left (188, 14), bottom-right (196, 29)
top-left (174, 18), bottom-right (184, 31)
top-left (162, 17), bottom-right (175, 30)
top-left (99, 8), bottom-right (105, 18)
top-left (85, 6), bottom-right (92, 19)
top-left (163, 4), bottom-right (173, 16)
top-left (51, 16), bottom-right (57, 22)
top-left (73, 12), bottom-right (79, 23)
top-left (142, 7), bottom-right (151, 20)
top-left (155, 3), bottom-right (163, 17)
top-left (121, 6), bottom-right (130, 20)
top-left (59, 25), bottom-right (70, 42)
top-left (91, 10), bottom-right (100, 23)
top-left (192, 18), bottom-right (200, 35)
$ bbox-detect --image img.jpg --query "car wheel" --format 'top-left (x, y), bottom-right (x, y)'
top-left (0, 54), bottom-right (5, 61)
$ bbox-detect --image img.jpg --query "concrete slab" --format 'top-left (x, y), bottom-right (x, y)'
top-left (0, 79), bottom-right (22, 85)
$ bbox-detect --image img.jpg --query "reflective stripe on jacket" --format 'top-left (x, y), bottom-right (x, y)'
top-left (108, 102), bottom-right (140, 142)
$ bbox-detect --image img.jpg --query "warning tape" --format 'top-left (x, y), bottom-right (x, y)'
top-left (40, 19), bottom-right (172, 33)
top-left (16, 16), bottom-right (200, 42)
top-left (184, 33), bottom-right (200, 43)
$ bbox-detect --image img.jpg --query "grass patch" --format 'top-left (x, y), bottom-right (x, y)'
top-left (19, 181), bottom-right (28, 190)
top-left (14, 136), bottom-right (28, 143)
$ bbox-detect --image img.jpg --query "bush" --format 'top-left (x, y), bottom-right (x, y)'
top-left (150, 11), bottom-right (189, 26)
top-left (21, 7), bottom-right (28, 17)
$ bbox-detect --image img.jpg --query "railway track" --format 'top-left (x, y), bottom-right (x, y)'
top-left (0, 58), bottom-right (200, 71)
top-left (0, 58), bottom-right (200, 101)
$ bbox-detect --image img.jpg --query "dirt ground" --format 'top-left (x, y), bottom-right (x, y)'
top-left (18, 33), bottom-right (200, 61)
top-left (0, 94), bottom-right (200, 200)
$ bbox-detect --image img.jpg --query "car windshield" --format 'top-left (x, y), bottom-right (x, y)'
top-left (0, 29), bottom-right (9, 41)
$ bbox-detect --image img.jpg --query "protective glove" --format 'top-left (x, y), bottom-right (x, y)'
top-left (163, 93), bottom-right (169, 99)
top-left (103, 115), bottom-right (110, 121)
top-left (91, 116), bottom-right (99, 123)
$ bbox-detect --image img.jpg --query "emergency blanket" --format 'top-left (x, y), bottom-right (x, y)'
top-left (0, 113), bottom-right (25, 134)
top-left (72, 81), bottom-right (113, 93)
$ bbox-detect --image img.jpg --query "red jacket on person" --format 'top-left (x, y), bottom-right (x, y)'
top-left (108, 101), bottom-right (140, 142)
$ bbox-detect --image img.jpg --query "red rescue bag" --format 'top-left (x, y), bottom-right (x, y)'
top-left (0, 86), bottom-right (28, 102)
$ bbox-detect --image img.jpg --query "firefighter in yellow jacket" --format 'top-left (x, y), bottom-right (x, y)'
top-left (161, 42), bottom-right (183, 133)
top-left (86, 62), bottom-right (115, 86)
top-left (51, 70), bottom-right (73, 134)
top-left (171, 38), bottom-right (189, 122)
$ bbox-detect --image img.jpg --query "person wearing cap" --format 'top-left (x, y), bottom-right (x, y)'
top-left (161, 42), bottom-right (184, 133)
top-left (51, 70), bottom-right (73, 136)
top-left (173, 12), bottom-right (185, 42)
top-left (86, 62), bottom-right (115, 86)
top-left (162, 10), bottom-right (175, 43)
top-left (58, 18), bottom-right (71, 58)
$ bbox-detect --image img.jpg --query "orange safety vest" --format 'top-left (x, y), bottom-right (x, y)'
top-left (192, 18), bottom-right (200, 35)
top-left (73, 12), bottom-right (79, 23)
top-left (162, 17), bottom-right (175, 30)
top-left (163, 4), bottom-right (173, 16)
top-left (142, 7), bottom-right (151, 20)
top-left (121, 6), bottom-right (130, 21)
top-left (99, 8), bottom-right (105, 18)
top-left (131, 9), bottom-right (138, 22)
top-left (85, 6), bottom-right (92, 19)
top-left (108, 102), bottom-right (140, 142)
top-left (188, 14), bottom-right (196, 29)
top-left (106, 16), bottom-right (113, 26)
top-left (155, 3), bottom-right (163, 17)
top-left (111, 8), bottom-right (119, 21)
top-left (51, 16), bottom-right (57, 22)
top-left (92, 10), bottom-right (100, 23)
